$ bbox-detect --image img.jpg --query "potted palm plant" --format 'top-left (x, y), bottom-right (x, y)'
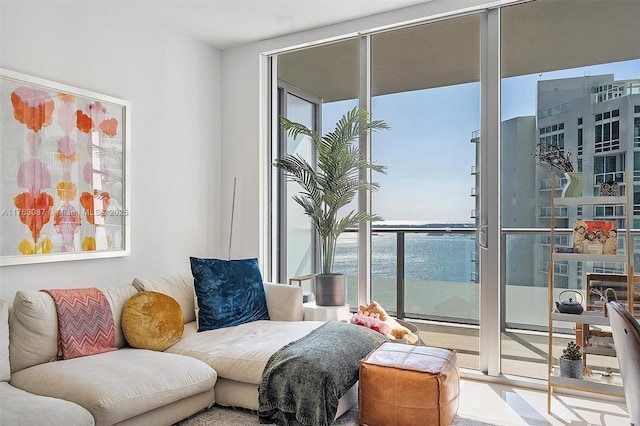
top-left (275, 107), bottom-right (389, 306)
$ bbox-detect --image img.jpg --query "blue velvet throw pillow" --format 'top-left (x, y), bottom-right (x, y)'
top-left (190, 257), bottom-right (270, 332)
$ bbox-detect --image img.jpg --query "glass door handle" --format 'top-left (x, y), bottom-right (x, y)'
top-left (477, 224), bottom-right (488, 251)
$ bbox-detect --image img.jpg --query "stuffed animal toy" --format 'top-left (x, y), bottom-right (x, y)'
top-left (358, 300), bottom-right (419, 344)
top-left (350, 310), bottom-right (391, 336)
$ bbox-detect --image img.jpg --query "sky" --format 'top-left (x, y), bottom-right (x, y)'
top-left (323, 59), bottom-right (640, 224)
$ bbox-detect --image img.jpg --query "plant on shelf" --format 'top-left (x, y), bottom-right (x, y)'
top-left (562, 341), bottom-right (582, 360)
top-left (533, 143), bottom-right (575, 174)
top-left (533, 143), bottom-right (584, 197)
top-left (559, 341), bottom-right (583, 379)
top-left (274, 107), bottom-right (390, 306)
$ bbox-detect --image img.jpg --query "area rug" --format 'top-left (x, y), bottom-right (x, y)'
top-left (175, 404), bottom-right (498, 425)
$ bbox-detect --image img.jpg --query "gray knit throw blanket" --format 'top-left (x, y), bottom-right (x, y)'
top-left (258, 321), bottom-right (388, 426)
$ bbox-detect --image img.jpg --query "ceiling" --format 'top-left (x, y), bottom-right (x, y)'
top-left (278, 13), bottom-right (480, 102)
top-left (134, 0), bottom-right (433, 50)
top-left (278, 0), bottom-right (640, 102)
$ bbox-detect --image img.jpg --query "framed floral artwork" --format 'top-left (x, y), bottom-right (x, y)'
top-left (0, 68), bottom-right (130, 265)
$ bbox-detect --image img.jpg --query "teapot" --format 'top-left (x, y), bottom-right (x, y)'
top-left (556, 290), bottom-right (584, 314)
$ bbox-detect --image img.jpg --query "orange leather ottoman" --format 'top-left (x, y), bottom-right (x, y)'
top-left (359, 342), bottom-right (460, 426)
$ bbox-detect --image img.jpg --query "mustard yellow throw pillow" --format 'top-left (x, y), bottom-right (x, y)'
top-left (122, 291), bottom-right (184, 351)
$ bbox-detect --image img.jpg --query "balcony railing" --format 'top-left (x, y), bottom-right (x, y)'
top-left (334, 227), bottom-right (640, 332)
top-left (338, 226), bottom-right (478, 324)
top-left (594, 171), bottom-right (624, 184)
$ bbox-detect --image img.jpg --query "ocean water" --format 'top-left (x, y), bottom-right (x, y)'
top-left (332, 230), bottom-right (480, 321)
top-left (333, 231), bottom-right (477, 283)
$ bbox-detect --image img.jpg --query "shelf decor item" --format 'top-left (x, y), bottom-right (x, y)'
top-left (572, 220), bottom-right (617, 255)
top-left (599, 180), bottom-right (620, 197)
top-left (561, 172), bottom-right (586, 198)
top-left (556, 290), bottom-right (584, 314)
top-left (533, 143), bottom-right (584, 197)
top-left (274, 107), bottom-right (389, 306)
top-left (559, 341), bottom-right (583, 379)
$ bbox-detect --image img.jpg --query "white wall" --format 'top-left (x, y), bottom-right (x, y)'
top-left (220, 0), bottom-right (496, 278)
top-left (0, 1), bottom-right (222, 301)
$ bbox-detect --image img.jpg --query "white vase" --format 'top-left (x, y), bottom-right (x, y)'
top-left (562, 172), bottom-right (586, 198)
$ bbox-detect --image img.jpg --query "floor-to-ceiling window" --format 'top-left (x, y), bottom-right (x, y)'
top-left (270, 0), bottom-right (640, 381)
top-left (368, 15), bottom-right (481, 369)
top-left (500, 0), bottom-right (640, 379)
top-left (275, 14), bottom-right (483, 370)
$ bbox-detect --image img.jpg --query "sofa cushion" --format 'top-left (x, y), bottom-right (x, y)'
top-left (0, 382), bottom-right (95, 426)
top-left (165, 320), bottom-right (322, 385)
top-left (41, 288), bottom-right (118, 360)
top-left (9, 348), bottom-right (217, 426)
top-left (100, 283), bottom-right (139, 347)
top-left (190, 257), bottom-right (269, 331)
top-left (9, 283), bottom-right (137, 373)
top-left (9, 290), bottom-right (59, 372)
top-left (122, 291), bottom-right (184, 351)
top-left (0, 299), bottom-right (9, 382)
top-left (263, 283), bottom-right (304, 321)
top-left (132, 274), bottom-right (196, 323)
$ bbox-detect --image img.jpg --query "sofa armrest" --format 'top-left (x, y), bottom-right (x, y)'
top-left (264, 283), bottom-right (303, 321)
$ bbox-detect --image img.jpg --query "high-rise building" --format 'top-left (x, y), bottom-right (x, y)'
top-left (536, 75), bottom-right (640, 289)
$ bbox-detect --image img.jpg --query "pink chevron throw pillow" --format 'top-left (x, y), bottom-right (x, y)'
top-left (42, 288), bottom-right (118, 360)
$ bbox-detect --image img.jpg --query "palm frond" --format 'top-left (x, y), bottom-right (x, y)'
top-left (334, 212), bottom-right (383, 235)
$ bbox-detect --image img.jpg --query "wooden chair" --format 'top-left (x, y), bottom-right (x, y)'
top-left (606, 301), bottom-right (640, 426)
top-left (577, 273), bottom-right (640, 366)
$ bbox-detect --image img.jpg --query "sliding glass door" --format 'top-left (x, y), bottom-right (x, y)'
top-left (369, 14), bottom-right (481, 369)
top-left (274, 15), bottom-right (485, 371)
top-left (268, 0), bottom-right (640, 380)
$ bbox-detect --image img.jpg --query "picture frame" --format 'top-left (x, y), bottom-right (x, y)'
top-left (572, 220), bottom-right (617, 255)
top-left (0, 68), bottom-right (130, 265)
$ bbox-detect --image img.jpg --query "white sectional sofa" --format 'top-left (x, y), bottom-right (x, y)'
top-left (132, 275), bottom-right (360, 415)
top-left (1, 275), bottom-right (366, 426)
top-left (4, 279), bottom-right (217, 426)
top-left (0, 299), bottom-right (95, 426)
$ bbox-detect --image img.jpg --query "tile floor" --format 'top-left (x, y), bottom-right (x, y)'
top-left (457, 379), bottom-right (630, 425)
